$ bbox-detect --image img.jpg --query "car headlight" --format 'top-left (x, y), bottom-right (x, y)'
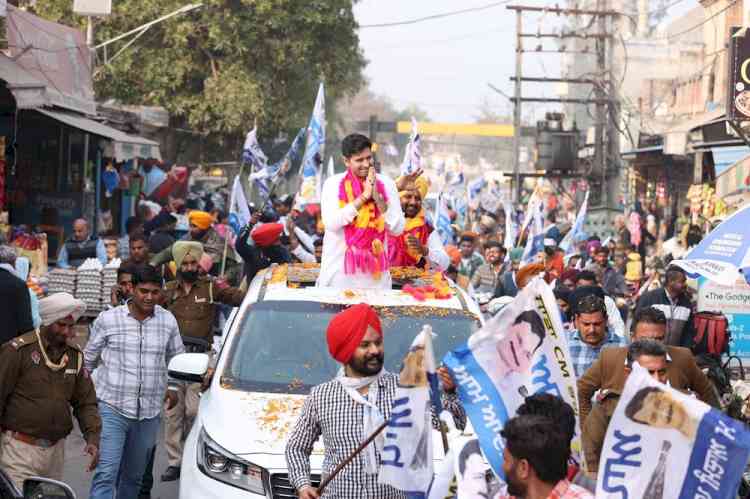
top-left (197, 427), bottom-right (266, 494)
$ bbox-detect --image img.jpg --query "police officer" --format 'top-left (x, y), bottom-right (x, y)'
top-left (0, 293), bottom-right (101, 491)
top-left (160, 241), bottom-right (246, 482)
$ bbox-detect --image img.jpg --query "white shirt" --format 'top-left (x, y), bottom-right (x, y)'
top-left (317, 172), bottom-right (405, 289)
top-left (426, 229), bottom-right (450, 271)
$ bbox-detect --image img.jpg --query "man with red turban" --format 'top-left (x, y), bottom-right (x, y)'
top-left (286, 304), bottom-right (466, 499)
top-left (317, 134), bottom-right (404, 290)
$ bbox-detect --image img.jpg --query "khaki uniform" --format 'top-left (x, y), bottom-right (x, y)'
top-left (162, 277), bottom-right (245, 467)
top-left (150, 228), bottom-right (242, 281)
top-left (0, 330), bottom-right (101, 490)
top-left (163, 277), bottom-right (245, 342)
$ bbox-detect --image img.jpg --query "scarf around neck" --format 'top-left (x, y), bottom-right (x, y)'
top-left (388, 209), bottom-right (432, 267)
top-left (336, 367), bottom-right (388, 474)
top-left (339, 170), bottom-right (389, 278)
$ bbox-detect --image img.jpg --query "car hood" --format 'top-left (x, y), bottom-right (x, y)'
top-left (201, 389), bottom-right (318, 457)
top-left (200, 388), bottom-right (451, 465)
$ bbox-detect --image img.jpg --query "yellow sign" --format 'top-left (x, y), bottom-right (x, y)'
top-left (396, 121), bottom-right (514, 137)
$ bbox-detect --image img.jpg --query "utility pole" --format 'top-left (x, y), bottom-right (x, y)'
top-left (595, 0), bottom-right (607, 209)
top-left (512, 9), bottom-right (523, 204)
top-left (606, 2), bottom-right (620, 212)
top-left (507, 4), bottom-right (619, 213)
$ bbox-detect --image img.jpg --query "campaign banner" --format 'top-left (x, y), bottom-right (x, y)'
top-left (697, 277), bottom-right (750, 359)
top-left (443, 277), bottom-right (580, 479)
top-left (596, 365), bottom-right (750, 499)
top-left (379, 326), bottom-right (435, 496)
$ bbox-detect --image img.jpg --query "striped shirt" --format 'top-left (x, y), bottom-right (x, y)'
top-left (84, 304), bottom-right (184, 420)
top-left (285, 371), bottom-right (466, 499)
top-left (567, 329), bottom-right (627, 378)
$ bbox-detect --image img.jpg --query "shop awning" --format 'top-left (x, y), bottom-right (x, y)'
top-left (663, 108), bottom-right (726, 155)
top-left (37, 109), bottom-right (162, 161)
top-left (712, 146), bottom-right (750, 176)
top-left (0, 55), bottom-right (48, 109)
top-left (621, 145), bottom-right (663, 157)
top-left (716, 153), bottom-right (750, 204)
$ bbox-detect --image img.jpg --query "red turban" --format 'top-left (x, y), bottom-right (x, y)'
top-left (326, 304), bottom-right (382, 364)
top-left (251, 223), bottom-right (284, 247)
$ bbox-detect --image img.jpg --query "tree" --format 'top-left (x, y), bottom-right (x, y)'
top-left (33, 0), bottom-right (366, 157)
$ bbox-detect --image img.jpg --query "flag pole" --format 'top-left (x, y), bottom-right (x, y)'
top-left (316, 421), bottom-right (389, 495)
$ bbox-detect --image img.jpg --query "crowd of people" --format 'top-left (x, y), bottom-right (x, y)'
top-left (0, 131), bottom-right (736, 499)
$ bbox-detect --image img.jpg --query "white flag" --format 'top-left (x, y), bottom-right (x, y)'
top-left (401, 116), bottom-right (421, 176)
top-left (242, 126), bottom-right (268, 170)
top-left (559, 190), bottom-right (589, 254)
top-left (378, 325), bottom-right (435, 496)
top-left (228, 176), bottom-right (251, 235)
top-left (298, 82), bottom-right (326, 205)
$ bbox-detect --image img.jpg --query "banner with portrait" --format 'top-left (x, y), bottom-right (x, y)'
top-left (596, 365), bottom-right (750, 498)
top-left (443, 277), bottom-right (580, 479)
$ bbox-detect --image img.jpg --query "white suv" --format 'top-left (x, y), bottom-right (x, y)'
top-left (169, 264), bottom-right (482, 498)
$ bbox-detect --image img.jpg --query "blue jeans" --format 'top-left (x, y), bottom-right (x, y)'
top-left (89, 402), bottom-right (160, 499)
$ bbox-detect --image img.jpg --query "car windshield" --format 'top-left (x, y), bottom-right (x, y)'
top-left (221, 300), bottom-right (480, 394)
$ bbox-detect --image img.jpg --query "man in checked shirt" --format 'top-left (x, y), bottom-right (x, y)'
top-left (84, 265), bottom-right (184, 499)
top-left (285, 303), bottom-right (466, 499)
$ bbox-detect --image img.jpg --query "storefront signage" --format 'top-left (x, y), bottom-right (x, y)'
top-left (728, 27), bottom-right (750, 121)
top-left (698, 277), bottom-right (750, 359)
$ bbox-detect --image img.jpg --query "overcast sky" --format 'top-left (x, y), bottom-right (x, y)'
top-left (353, 0), bottom-right (695, 123)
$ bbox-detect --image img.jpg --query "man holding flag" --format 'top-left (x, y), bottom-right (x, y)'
top-left (285, 304), bottom-right (465, 499)
top-left (317, 134), bottom-right (404, 289)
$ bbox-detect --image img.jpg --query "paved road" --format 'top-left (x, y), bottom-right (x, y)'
top-left (63, 422), bottom-right (179, 499)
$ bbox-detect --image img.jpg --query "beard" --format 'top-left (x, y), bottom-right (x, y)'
top-left (348, 352), bottom-right (384, 377)
top-left (505, 461), bottom-right (527, 497)
top-left (179, 270), bottom-right (199, 283)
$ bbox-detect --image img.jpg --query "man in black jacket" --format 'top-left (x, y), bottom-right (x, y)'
top-left (235, 215), bottom-right (292, 284)
top-left (636, 266), bottom-right (695, 347)
top-left (0, 245), bottom-right (34, 344)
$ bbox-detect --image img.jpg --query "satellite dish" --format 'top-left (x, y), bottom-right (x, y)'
top-left (73, 0), bottom-right (111, 17)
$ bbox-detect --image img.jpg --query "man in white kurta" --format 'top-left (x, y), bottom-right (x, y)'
top-left (317, 135), bottom-right (404, 289)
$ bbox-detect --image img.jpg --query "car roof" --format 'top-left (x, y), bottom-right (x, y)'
top-left (245, 264), bottom-right (481, 315)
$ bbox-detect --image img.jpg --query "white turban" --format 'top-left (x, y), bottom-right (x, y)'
top-left (38, 292), bottom-right (86, 326)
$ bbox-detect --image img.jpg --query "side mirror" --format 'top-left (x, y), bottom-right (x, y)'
top-left (23, 477), bottom-right (76, 498)
top-left (168, 353), bottom-right (210, 383)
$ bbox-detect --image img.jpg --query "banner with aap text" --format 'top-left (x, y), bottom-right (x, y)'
top-left (596, 364), bottom-right (750, 499)
top-left (443, 277), bottom-right (581, 479)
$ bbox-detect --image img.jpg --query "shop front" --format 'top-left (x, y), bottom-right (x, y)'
top-left (6, 105), bottom-right (160, 260)
top-left (621, 133), bottom-right (693, 221)
top-left (0, 6), bottom-right (161, 264)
